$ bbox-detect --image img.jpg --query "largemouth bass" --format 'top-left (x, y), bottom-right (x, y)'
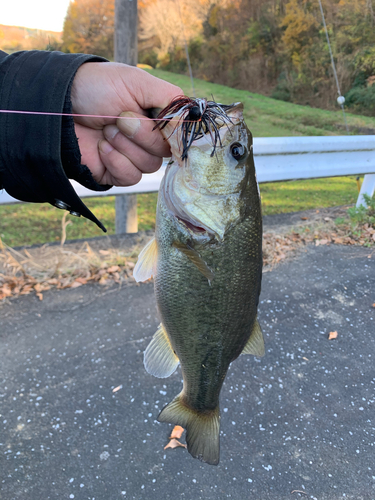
top-left (134, 97), bottom-right (264, 465)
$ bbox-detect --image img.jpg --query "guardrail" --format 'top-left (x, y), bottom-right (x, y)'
top-left (1, 136), bottom-right (374, 232)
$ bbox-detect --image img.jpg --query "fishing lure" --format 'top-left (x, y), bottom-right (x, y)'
top-left (153, 96), bottom-right (236, 160)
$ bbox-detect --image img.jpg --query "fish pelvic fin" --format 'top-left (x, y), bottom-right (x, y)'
top-left (144, 324), bottom-right (179, 378)
top-left (241, 316), bottom-right (265, 357)
top-left (173, 241), bottom-right (214, 284)
top-left (133, 237), bottom-right (157, 282)
top-left (158, 395), bottom-right (220, 466)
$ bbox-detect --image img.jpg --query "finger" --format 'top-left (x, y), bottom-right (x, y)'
top-left (98, 140), bottom-right (143, 186)
top-left (103, 124), bottom-right (163, 174)
top-left (115, 112), bottom-right (172, 158)
top-left (124, 66), bottom-right (183, 110)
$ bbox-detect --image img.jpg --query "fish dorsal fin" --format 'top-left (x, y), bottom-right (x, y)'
top-left (144, 323), bottom-right (180, 378)
top-left (133, 237), bottom-right (157, 282)
top-left (173, 241), bottom-right (214, 284)
top-left (241, 317), bottom-right (265, 357)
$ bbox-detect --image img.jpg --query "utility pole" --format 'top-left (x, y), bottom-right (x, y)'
top-left (114, 0), bottom-right (138, 234)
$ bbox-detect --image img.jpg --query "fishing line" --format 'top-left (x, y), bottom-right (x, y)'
top-left (318, 0), bottom-right (349, 134)
top-left (0, 109), bottom-right (201, 123)
top-left (0, 96), bottom-right (235, 159)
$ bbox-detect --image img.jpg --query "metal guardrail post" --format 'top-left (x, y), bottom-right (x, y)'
top-left (356, 174), bottom-right (375, 208)
top-left (115, 194), bottom-right (138, 234)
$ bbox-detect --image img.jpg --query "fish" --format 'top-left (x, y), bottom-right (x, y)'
top-left (134, 96), bottom-right (264, 465)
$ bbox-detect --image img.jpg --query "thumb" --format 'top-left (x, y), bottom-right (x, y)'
top-left (127, 67), bottom-right (183, 111)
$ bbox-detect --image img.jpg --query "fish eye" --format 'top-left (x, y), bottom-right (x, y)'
top-left (230, 142), bottom-right (246, 160)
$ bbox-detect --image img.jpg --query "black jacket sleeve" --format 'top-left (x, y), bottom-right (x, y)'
top-left (0, 50), bottom-right (111, 232)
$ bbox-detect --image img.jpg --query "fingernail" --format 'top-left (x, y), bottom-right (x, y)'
top-left (99, 140), bottom-right (114, 155)
top-left (118, 111), bottom-right (141, 138)
top-left (104, 124), bottom-right (120, 140)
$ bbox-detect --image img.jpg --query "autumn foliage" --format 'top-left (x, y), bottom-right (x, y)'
top-left (59, 0), bottom-right (375, 113)
top-left (62, 0), bottom-right (115, 58)
top-left (139, 0), bottom-right (375, 112)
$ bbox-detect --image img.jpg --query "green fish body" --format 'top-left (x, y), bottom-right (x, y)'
top-left (134, 100), bottom-right (263, 465)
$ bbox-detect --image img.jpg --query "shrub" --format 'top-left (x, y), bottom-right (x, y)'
top-left (348, 194), bottom-right (375, 228)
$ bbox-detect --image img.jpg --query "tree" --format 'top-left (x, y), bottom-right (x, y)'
top-left (62, 0), bottom-right (115, 59)
top-left (281, 0), bottom-right (318, 59)
top-left (139, 0), bottom-right (217, 61)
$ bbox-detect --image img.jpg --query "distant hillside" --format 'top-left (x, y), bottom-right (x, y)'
top-left (0, 24), bottom-right (62, 53)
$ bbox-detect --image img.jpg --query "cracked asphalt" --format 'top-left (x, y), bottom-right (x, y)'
top-left (1, 221), bottom-right (374, 500)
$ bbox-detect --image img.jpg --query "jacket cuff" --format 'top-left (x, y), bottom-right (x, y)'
top-left (61, 73), bottom-right (112, 192)
top-left (0, 50), bottom-right (109, 232)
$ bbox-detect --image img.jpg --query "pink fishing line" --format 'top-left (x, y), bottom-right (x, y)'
top-left (0, 109), bottom-right (199, 122)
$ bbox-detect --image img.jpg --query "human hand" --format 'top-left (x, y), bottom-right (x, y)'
top-left (70, 62), bottom-right (182, 186)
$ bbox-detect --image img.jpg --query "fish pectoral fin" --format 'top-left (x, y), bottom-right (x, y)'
top-left (173, 241), bottom-right (214, 283)
top-left (144, 323), bottom-right (179, 378)
top-left (133, 237), bottom-right (157, 282)
top-left (241, 317), bottom-right (265, 357)
top-left (158, 394), bottom-right (220, 466)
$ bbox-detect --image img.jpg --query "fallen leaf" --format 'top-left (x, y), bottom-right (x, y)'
top-left (107, 265), bottom-right (120, 273)
top-left (170, 425), bottom-right (185, 440)
top-left (112, 385), bottom-right (122, 393)
top-left (75, 277), bottom-right (88, 285)
top-left (0, 285), bottom-right (12, 297)
top-left (302, 357), bottom-right (309, 361)
top-left (328, 331), bottom-right (338, 340)
top-left (36, 292), bottom-right (43, 301)
top-left (164, 439), bottom-right (187, 450)
top-left (316, 239), bottom-right (330, 246)
top-left (70, 281), bottom-right (83, 289)
top-left (300, 217), bottom-right (308, 220)
top-left (34, 283), bottom-right (43, 293)
top-left (372, 303), bottom-right (375, 308)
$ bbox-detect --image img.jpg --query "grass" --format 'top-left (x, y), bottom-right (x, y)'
top-left (0, 177), bottom-right (360, 247)
top-left (260, 176), bottom-right (360, 215)
top-left (1, 70), bottom-right (373, 248)
top-left (0, 195), bottom-right (158, 247)
top-left (148, 69), bottom-right (375, 137)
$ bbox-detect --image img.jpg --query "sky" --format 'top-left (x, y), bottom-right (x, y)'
top-left (2, 0), bottom-right (72, 32)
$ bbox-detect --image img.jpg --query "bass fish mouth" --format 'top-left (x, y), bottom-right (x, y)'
top-left (177, 217), bottom-right (207, 234)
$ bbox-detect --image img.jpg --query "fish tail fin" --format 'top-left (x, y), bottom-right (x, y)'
top-left (158, 394), bottom-right (220, 465)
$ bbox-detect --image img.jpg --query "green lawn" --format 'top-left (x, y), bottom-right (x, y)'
top-left (1, 71), bottom-right (372, 248)
top-left (148, 69), bottom-right (375, 137)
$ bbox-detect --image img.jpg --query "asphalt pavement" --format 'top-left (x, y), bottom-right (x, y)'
top-left (1, 224), bottom-right (374, 500)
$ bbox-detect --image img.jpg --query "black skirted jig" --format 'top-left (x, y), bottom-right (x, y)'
top-left (154, 96), bottom-right (236, 160)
